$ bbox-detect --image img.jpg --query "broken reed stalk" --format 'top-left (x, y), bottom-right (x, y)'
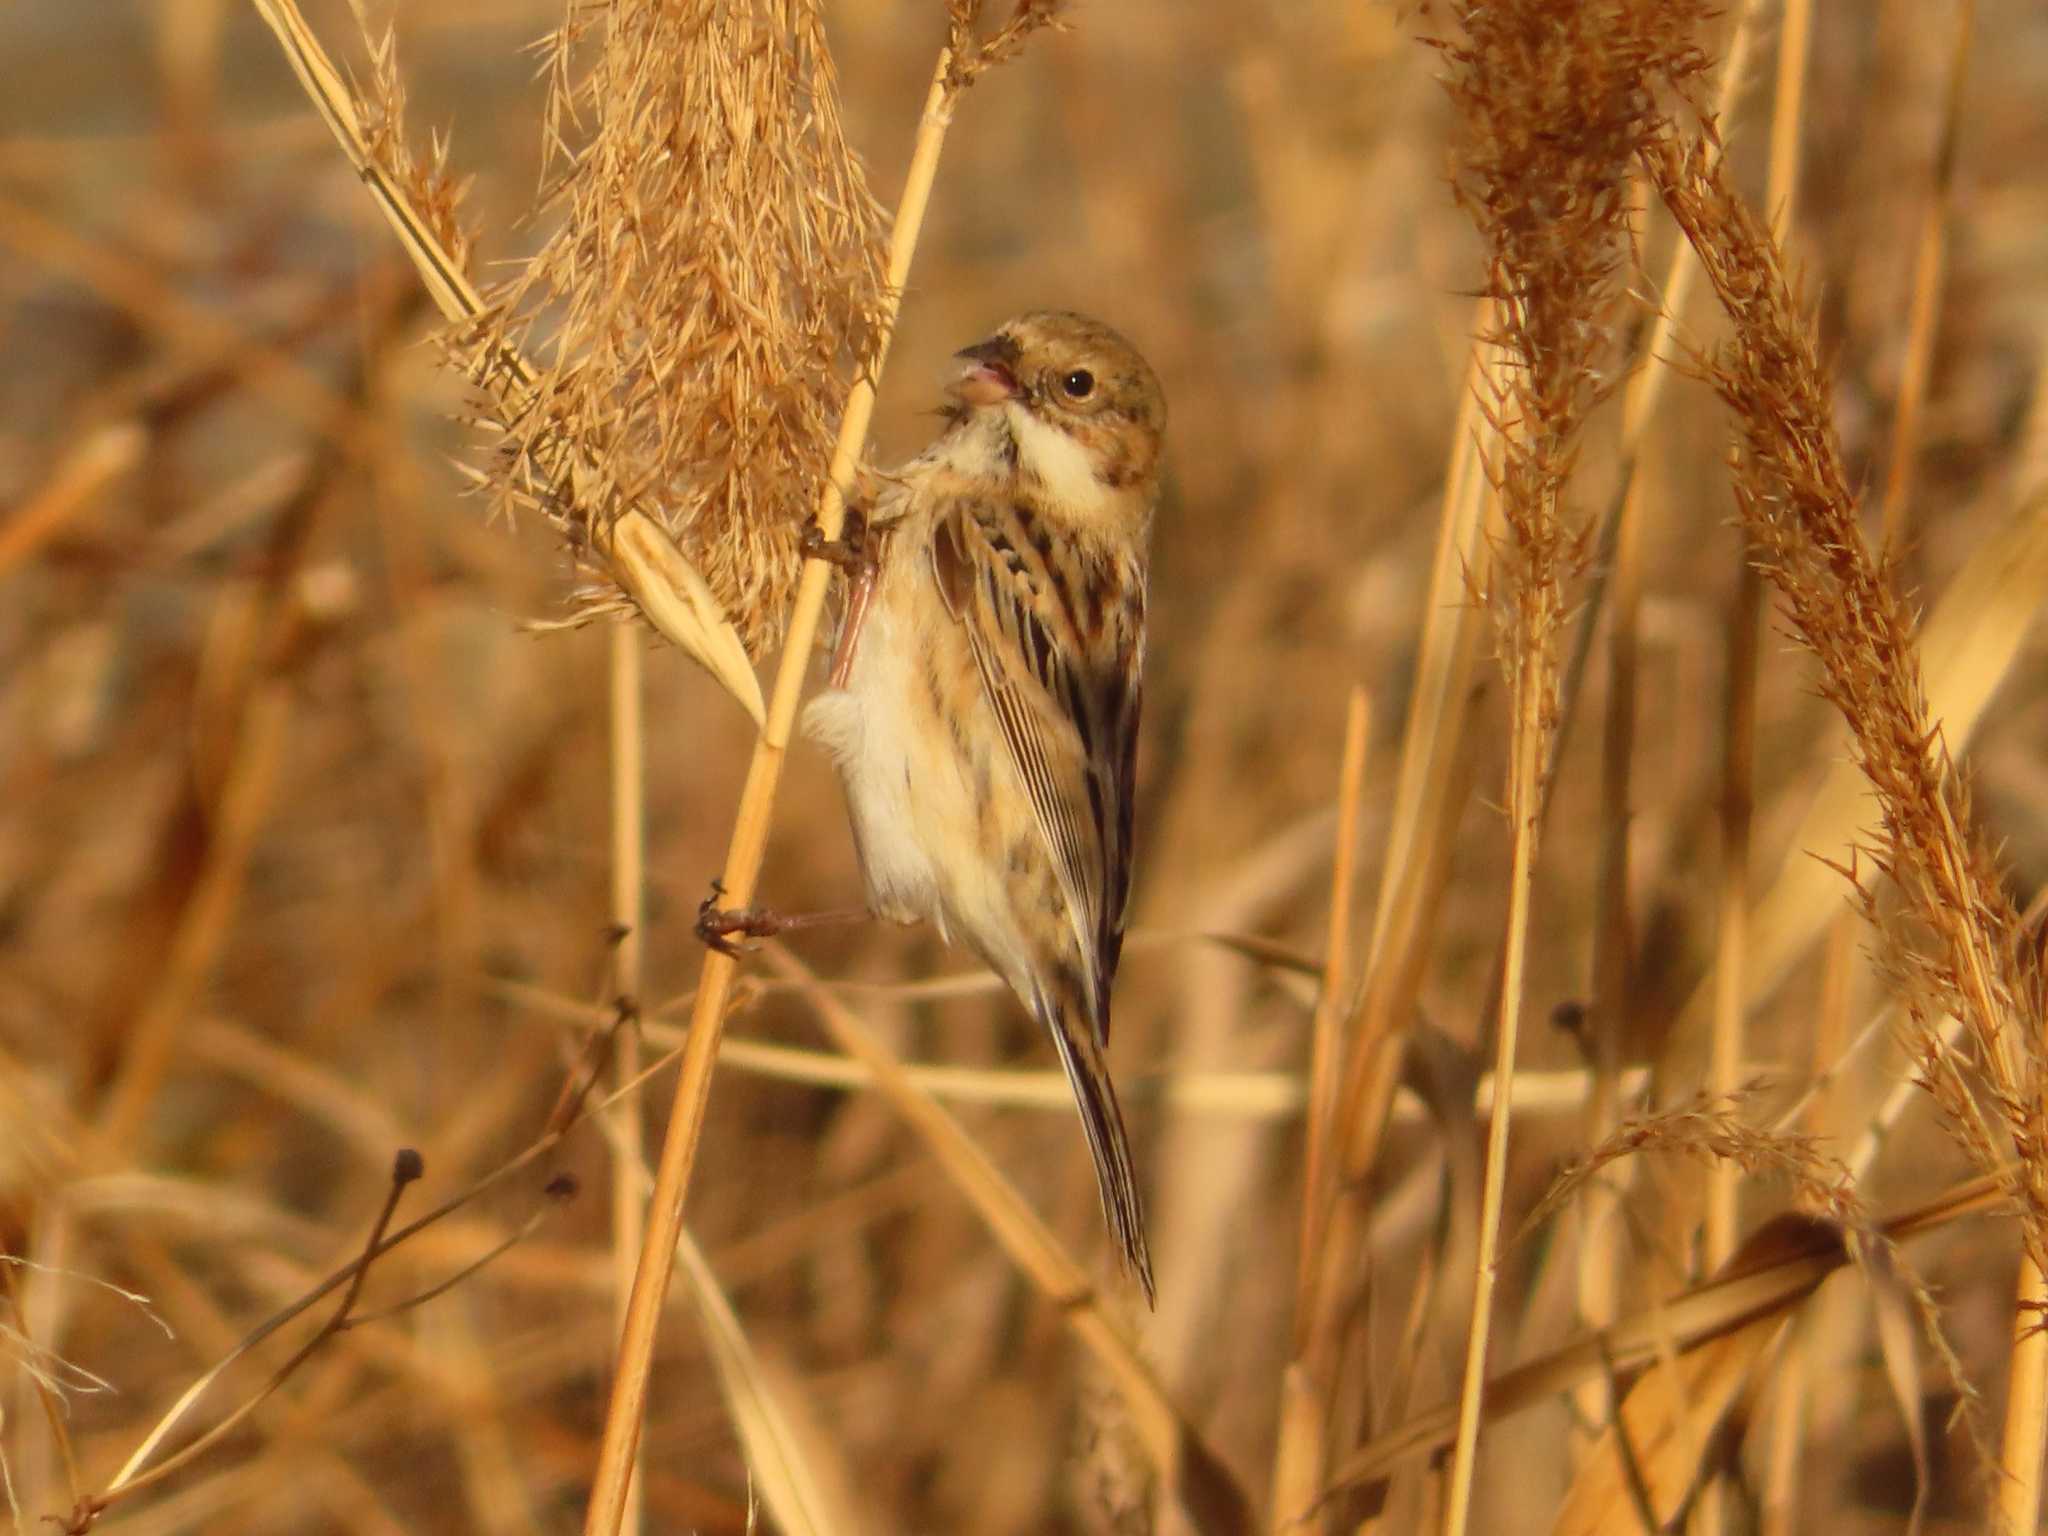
top-left (578, 49), bottom-right (962, 1536)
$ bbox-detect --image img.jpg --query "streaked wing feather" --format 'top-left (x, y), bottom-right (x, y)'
top-left (931, 498), bottom-right (1142, 1037)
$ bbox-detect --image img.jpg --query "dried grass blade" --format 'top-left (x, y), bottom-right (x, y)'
top-left (0, 422), bottom-right (143, 576)
top-left (1547, 1310), bottom-right (1783, 1536)
top-left (1326, 1178), bottom-right (2009, 1507)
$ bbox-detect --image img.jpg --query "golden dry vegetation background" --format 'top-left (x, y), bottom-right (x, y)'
top-left (6, 2), bottom-right (2048, 1533)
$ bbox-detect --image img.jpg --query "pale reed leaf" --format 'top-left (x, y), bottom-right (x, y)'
top-left (603, 511), bottom-right (766, 726)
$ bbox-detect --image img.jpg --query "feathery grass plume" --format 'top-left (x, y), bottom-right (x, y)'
top-left (1434, 0), bottom-right (1710, 736)
top-left (1523, 1089), bottom-right (1856, 1239)
top-left (1643, 125), bottom-right (2048, 1275)
top-left (470, 0), bottom-right (890, 658)
top-left (354, 17), bottom-right (472, 281)
top-left (1429, 10), bottom-right (1714, 1528)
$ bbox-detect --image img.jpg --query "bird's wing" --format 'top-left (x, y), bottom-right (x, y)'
top-left (930, 493), bottom-right (1144, 1039)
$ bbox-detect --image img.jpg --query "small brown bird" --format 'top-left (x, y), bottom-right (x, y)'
top-left (802, 311), bottom-right (1167, 1300)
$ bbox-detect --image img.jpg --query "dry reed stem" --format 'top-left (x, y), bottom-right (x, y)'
top-left (1761, 915), bottom-right (1850, 1536)
top-left (1297, 688), bottom-right (1371, 1306)
top-left (580, 46), bottom-right (974, 1536)
top-left (1756, 18), bottom-right (1818, 1524)
top-left (586, 1079), bottom-right (858, 1536)
top-left (1272, 688), bottom-right (1369, 1534)
top-left (506, 974), bottom-right (1662, 1124)
top-left (1441, 694), bottom-right (1540, 1536)
top-left (1293, 332), bottom-right (1497, 1458)
top-left (606, 625), bottom-right (647, 1536)
top-left (1573, 303), bottom-right (1648, 1458)
top-left (1874, 0), bottom-right (1975, 553)
top-left (1361, 338), bottom-right (1493, 971)
top-left (1707, 563), bottom-right (1761, 1273)
top-left (1764, 0), bottom-right (1815, 233)
top-left (2000, 1255), bottom-right (2048, 1534)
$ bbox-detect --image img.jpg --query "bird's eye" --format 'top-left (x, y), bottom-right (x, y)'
top-left (1059, 369), bottom-right (1096, 400)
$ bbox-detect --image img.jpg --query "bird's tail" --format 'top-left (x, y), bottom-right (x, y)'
top-left (1039, 990), bottom-right (1154, 1305)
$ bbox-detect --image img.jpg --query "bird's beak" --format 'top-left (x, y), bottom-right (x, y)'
top-left (950, 335), bottom-right (1022, 407)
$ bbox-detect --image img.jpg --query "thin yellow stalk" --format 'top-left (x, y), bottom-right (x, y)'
top-left (1572, 338), bottom-right (1647, 1456)
top-left (1764, 0), bottom-right (1813, 232)
top-left (1999, 1255), bottom-right (2048, 1535)
top-left (579, 50), bottom-right (962, 1536)
top-left (1757, 19), bottom-right (1815, 1530)
top-left (496, 975), bottom-right (1656, 1122)
top-left (1875, 0), bottom-right (1975, 553)
top-left (1695, 558), bottom-right (1759, 1536)
top-left (1442, 656), bottom-right (1545, 1536)
top-left (1762, 917), bottom-right (1843, 1536)
top-left (1707, 562), bottom-right (1760, 1269)
top-left (607, 623), bottom-right (646, 1536)
top-left (1284, 323), bottom-right (1496, 1491)
top-left (1297, 686), bottom-right (1373, 1309)
top-left (1363, 332), bottom-right (1492, 970)
top-left (1273, 688), bottom-right (1371, 1535)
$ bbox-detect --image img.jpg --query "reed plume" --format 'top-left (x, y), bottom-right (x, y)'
top-left (1646, 123), bottom-right (2048, 1276)
top-left (470, 0), bottom-right (888, 658)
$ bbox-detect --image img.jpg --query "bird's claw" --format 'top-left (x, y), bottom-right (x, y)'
top-left (694, 880), bottom-right (783, 957)
top-left (801, 502), bottom-right (877, 577)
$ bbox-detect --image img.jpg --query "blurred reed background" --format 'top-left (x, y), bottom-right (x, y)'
top-left (5, 1), bottom-right (2048, 1532)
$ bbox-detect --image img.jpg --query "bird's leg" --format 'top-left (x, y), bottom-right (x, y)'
top-left (802, 491), bottom-right (887, 689)
top-left (694, 878), bottom-right (871, 957)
